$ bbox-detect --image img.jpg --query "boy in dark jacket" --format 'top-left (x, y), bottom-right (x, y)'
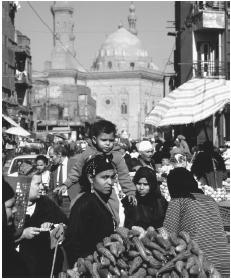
top-left (54, 120), bottom-right (136, 225)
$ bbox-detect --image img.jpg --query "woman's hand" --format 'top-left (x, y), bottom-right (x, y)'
top-left (41, 222), bottom-right (53, 231)
top-left (22, 227), bottom-right (41, 239)
top-left (128, 195), bottom-right (137, 206)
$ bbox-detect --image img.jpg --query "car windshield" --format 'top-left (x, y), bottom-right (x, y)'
top-left (10, 158), bottom-right (36, 174)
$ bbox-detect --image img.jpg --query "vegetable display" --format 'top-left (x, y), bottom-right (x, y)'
top-left (63, 226), bottom-right (221, 278)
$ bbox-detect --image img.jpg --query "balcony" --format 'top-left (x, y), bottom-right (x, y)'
top-left (193, 61), bottom-right (226, 78)
top-left (15, 70), bottom-right (32, 86)
top-left (192, 2), bottom-right (226, 30)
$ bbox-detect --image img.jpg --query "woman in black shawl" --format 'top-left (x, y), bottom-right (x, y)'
top-left (123, 167), bottom-right (168, 230)
top-left (2, 177), bottom-right (29, 277)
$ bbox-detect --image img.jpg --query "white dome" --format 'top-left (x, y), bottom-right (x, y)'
top-left (91, 27), bottom-right (158, 71)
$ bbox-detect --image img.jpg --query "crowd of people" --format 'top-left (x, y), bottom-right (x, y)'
top-left (2, 119), bottom-right (230, 278)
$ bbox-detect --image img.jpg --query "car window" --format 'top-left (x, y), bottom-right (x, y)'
top-left (10, 158), bottom-right (36, 174)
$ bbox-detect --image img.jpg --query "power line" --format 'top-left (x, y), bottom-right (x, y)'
top-left (27, 1), bottom-right (88, 73)
top-left (162, 41), bottom-right (175, 74)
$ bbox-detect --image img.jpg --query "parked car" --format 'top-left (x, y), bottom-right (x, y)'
top-left (3, 154), bottom-right (49, 177)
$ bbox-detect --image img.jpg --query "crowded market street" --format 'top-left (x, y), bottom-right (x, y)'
top-left (2, 1), bottom-right (230, 278)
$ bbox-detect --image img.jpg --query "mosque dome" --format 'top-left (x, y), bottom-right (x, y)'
top-left (91, 25), bottom-right (158, 72)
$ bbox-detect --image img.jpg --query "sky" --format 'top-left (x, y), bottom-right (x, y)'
top-left (15, 1), bottom-right (175, 73)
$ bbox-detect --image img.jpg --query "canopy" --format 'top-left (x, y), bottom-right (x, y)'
top-left (145, 78), bottom-right (230, 127)
top-left (2, 114), bottom-right (19, 127)
top-left (5, 126), bottom-right (31, 137)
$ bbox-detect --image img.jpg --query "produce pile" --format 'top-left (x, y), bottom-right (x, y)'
top-left (65, 226), bottom-right (221, 278)
top-left (160, 182), bottom-right (171, 202)
top-left (200, 185), bottom-right (229, 202)
top-left (160, 182), bottom-right (230, 203)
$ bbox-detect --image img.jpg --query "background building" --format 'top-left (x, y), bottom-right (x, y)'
top-left (172, 1), bottom-right (230, 146)
top-left (2, 1), bottom-right (33, 130)
top-left (78, 3), bottom-right (165, 139)
top-left (32, 2), bottom-right (96, 137)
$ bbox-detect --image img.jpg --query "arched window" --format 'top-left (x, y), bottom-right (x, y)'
top-left (121, 102), bottom-right (127, 114)
top-left (108, 61), bottom-right (112, 69)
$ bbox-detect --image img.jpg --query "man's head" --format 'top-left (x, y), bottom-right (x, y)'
top-left (48, 144), bottom-right (68, 165)
top-left (29, 174), bottom-right (43, 202)
top-left (36, 155), bottom-right (48, 174)
top-left (90, 120), bottom-right (117, 153)
top-left (137, 140), bottom-right (154, 163)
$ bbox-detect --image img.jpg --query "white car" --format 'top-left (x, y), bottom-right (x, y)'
top-left (4, 154), bottom-right (48, 177)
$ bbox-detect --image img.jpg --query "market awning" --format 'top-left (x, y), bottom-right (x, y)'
top-left (145, 78), bottom-right (230, 127)
top-left (2, 114), bottom-right (19, 127)
top-left (5, 126), bottom-right (31, 137)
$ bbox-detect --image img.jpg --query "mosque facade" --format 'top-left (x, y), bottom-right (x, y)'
top-left (32, 1), bottom-right (164, 139)
top-left (78, 2), bottom-right (164, 139)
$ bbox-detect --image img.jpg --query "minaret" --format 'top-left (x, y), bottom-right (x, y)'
top-left (50, 1), bottom-right (80, 70)
top-left (128, 2), bottom-right (138, 36)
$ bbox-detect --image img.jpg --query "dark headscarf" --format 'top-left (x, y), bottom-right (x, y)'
top-left (79, 154), bottom-right (116, 191)
top-left (133, 167), bottom-right (161, 202)
top-left (167, 167), bottom-right (203, 199)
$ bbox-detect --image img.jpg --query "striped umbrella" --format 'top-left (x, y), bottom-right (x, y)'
top-left (145, 78), bottom-right (230, 127)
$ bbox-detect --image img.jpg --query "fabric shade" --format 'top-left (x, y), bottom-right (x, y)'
top-left (145, 78), bottom-right (230, 127)
top-left (2, 114), bottom-right (19, 127)
top-left (5, 126), bottom-right (31, 137)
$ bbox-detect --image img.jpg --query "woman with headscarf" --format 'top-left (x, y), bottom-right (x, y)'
top-left (122, 167), bottom-right (168, 230)
top-left (163, 168), bottom-right (230, 277)
top-left (64, 154), bottom-right (117, 267)
top-left (2, 177), bottom-right (29, 277)
top-left (17, 174), bottom-right (67, 277)
top-left (191, 141), bottom-right (227, 189)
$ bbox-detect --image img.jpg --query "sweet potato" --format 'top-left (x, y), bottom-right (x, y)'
top-left (155, 234), bottom-right (171, 250)
top-left (189, 264), bottom-right (200, 276)
top-left (141, 236), bottom-right (166, 254)
top-left (103, 236), bottom-right (111, 247)
top-left (175, 239), bottom-right (187, 253)
top-left (129, 267), bottom-right (147, 278)
top-left (128, 250), bottom-right (140, 258)
top-left (186, 255), bottom-right (196, 270)
top-left (147, 256), bottom-right (162, 269)
top-left (133, 237), bottom-right (149, 261)
top-left (97, 247), bottom-right (116, 266)
top-left (175, 260), bottom-right (184, 274)
top-left (109, 265), bottom-right (120, 277)
top-left (169, 232), bottom-right (180, 246)
top-left (128, 256), bottom-right (143, 275)
top-left (117, 258), bottom-right (128, 270)
top-left (92, 262), bottom-right (100, 278)
top-left (171, 270), bottom-right (180, 278)
top-left (147, 267), bottom-right (158, 276)
top-left (178, 231), bottom-right (191, 244)
top-left (152, 249), bottom-right (166, 262)
top-left (181, 268), bottom-right (189, 278)
top-left (100, 256), bottom-right (110, 267)
top-left (110, 233), bottom-right (123, 244)
top-left (120, 269), bottom-right (129, 277)
top-left (93, 251), bottom-right (100, 264)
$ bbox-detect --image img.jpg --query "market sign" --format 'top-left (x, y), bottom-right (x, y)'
top-left (202, 11), bottom-right (225, 29)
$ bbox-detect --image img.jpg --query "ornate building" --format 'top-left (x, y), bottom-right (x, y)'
top-left (32, 2), bottom-right (164, 139)
top-left (32, 1), bottom-right (95, 134)
top-left (78, 2), bottom-right (164, 139)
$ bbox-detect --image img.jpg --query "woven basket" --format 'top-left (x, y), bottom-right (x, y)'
top-left (219, 206), bottom-right (230, 230)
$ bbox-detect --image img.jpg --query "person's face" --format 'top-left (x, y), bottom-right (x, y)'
top-left (90, 169), bottom-right (116, 196)
top-left (49, 148), bottom-right (62, 165)
top-left (36, 159), bottom-right (46, 173)
top-left (162, 158), bottom-right (170, 166)
top-left (5, 197), bottom-right (17, 226)
top-left (140, 149), bottom-right (153, 163)
top-left (136, 177), bottom-right (150, 197)
top-left (93, 132), bottom-right (115, 153)
top-left (29, 175), bottom-right (43, 201)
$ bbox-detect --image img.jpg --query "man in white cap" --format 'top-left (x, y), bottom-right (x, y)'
top-left (134, 140), bottom-right (155, 170)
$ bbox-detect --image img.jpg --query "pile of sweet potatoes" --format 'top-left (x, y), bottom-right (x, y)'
top-left (65, 226), bottom-right (221, 278)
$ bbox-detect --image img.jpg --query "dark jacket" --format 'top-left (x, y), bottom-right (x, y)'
top-left (122, 194), bottom-right (168, 230)
top-left (191, 151), bottom-right (227, 188)
top-left (64, 192), bottom-right (114, 267)
top-left (19, 196), bottom-right (67, 278)
top-left (64, 140), bottom-right (136, 200)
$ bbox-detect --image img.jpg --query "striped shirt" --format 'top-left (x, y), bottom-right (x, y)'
top-left (163, 193), bottom-right (230, 277)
